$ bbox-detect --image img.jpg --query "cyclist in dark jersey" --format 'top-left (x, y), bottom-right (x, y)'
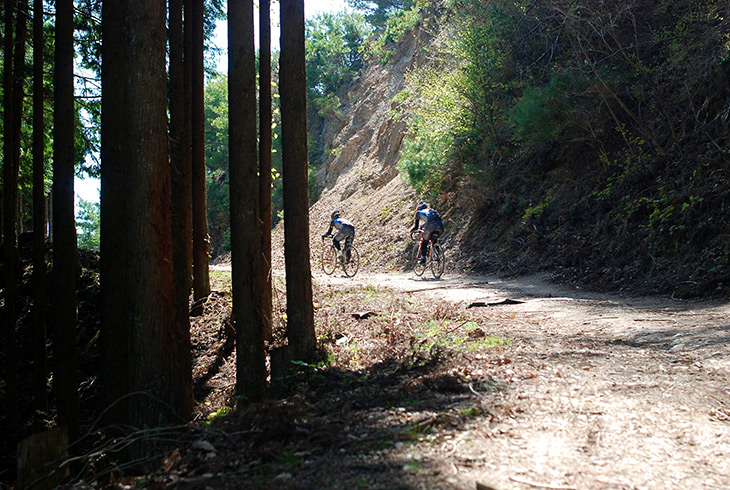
top-left (410, 201), bottom-right (444, 263)
top-left (322, 210), bottom-right (356, 262)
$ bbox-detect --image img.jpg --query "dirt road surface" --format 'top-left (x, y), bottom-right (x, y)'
top-left (312, 270), bottom-right (730, 489)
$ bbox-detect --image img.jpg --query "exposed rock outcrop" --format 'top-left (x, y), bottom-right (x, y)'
top-left (274, 25), bottom-right (437, 273)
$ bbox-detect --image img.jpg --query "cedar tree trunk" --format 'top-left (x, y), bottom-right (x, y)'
top-left (229, 0), bottom-right (267, 401)
top-left (280, 0), bottom-right (316, 362)
top-left (32, 0), bottom-right (49, 430)
top-left (52, 0), bottom-right (80, 440)
top-left (191, 0), bottom-right (210, 300)
top-left (124, 0), bottom-right (193, 430)
top-left (169, 0), bottom-right (194, 407)
top-left (259, 0), bottom-right (273, 343)
top-left (2, 0), bottom-right (20, 436)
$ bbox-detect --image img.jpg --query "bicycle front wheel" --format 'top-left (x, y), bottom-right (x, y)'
top-left (431, 244), bottom-right (445, 279)
top-left (322, 246), bottom-right (338, 275)
top-left (343, 245), bottom-right (359, 277)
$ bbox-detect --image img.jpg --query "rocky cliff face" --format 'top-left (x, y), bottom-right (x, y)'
top-left (274, 25), bottom-right (438, 273)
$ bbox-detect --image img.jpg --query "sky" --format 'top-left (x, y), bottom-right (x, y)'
top-left (213, 0), bottom-right (351, 71)
top-left (75, 0), bottom-right (351, 208)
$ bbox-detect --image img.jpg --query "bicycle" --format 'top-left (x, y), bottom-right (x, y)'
top-left (321, 236), bottom-right (359, 277)
top-left (410, 229), bottom-right (445, 279)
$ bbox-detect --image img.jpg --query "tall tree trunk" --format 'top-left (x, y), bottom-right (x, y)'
top-left (52, 0), bottom-right (80, 441)
top-left (229, 0), bottom-right (267, 401)
top-left (183, 0), bottom-right (194, 270)
top-left (191, 0), bottom-right (210, 300)
top-left (31, 0), bottom-right (49, 431)
top-left (169, 0), bottom-right (194, 408)
top-left (280, 0), bottom-right (316, 363)
top-left (124, 0), bottom-right (193, 432)
top-left (2, 0), bottom-right (20, 437)
top-left (259, 0), bottom-right (273, 343)
top-left (100, 0), bottom-right (130, 428)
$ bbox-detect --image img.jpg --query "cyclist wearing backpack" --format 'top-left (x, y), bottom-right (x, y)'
top-left (322, 210), bottom-right (355, 262)
top-left (410, 200), bottom-right (444, 263)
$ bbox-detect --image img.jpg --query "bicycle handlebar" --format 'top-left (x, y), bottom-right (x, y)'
top-left (409, 230), bottom-right (423, 242)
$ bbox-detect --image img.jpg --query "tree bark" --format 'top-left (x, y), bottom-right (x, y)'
top-left (229, 0), bottom-right (267, 401)
top-left (191, 0), bottom-right (211, 300)
top-left (280, 0), bottom-right (316, 363)
top-left (31, 0), bottom-right (49, 431)
top-left (259, 0), bottom-right (273, 343)
top-left (169, 0), bottom-right (194, 408)
top-left (3, 0), bottom-right (20, 437)
top-left (100, 0), bottom-right (130, 428)
top-left (183, 0), bottom-right (194, 269)
top-left (124, 0), bottom-right (193, 431)
top-left (170, 0), bottom-right (192, 297)
top-left (52, 0), bottom-right (80, 441)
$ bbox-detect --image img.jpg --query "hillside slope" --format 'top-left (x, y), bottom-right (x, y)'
top-left (274, 3), bottom-right (730, 299)
top-left (273, 25), bottom-right (431, 273)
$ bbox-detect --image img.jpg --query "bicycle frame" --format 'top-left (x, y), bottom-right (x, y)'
top-left (411, 230), bottom-right (433, 262)
top-left (410, 229), bottom-right (444, 279)
top-left (321, 236), bottom-right (359, 277)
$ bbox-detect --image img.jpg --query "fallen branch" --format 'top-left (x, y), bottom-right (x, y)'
top-left (351, 311), bottom-right (377, 320)
top-left (467, 298), bottom-right (524, 308)
top-left (401, 285), bottom-right (455, 294)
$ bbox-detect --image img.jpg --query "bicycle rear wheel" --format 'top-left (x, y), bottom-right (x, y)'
top-left (430, 244), bottom-right (445, 279)
top-left (412, 242), bottom-right (426, 276)
top-left (343, 245), bottom-right (359, 277)
top-left (322, 246), bottom-right (338, 275)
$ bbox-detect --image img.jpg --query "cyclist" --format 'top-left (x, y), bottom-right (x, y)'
top-left (322, 210), bottom-right (355, 263)
top-left (410, 200), bottom-right (444, 263)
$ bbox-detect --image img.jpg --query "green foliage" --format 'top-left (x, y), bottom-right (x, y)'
top-left (308, 165), bottom-right (322, 204)
top-left (204, 406), bottom-right (231, 426)
top-left (396, 35), bottom-right (473, 193)
top-left (396, 0), bottom-right (531, 193)
top-left (521, 185), bottom-right (557, 222)
top-left (204, 75), bottom-right (231, 257)
top-left (76, 198), bottom-right (100, 250)
top-left (449, 0), bottom-right (527, 143)
top-left (397, 128), bottom-right (450, 194)
top-left (204, 75), bottom-right (230, 173)
top-left (411, 318), bottom-right (511, 359)
top-left (379, 7), bottom-right (421, 46)
top-left (510, 75), bottom-right (585, 144)
top-left (306, 11), bottom-right (372, 121)
top-left (346, 0), bottom-right (415, 31)
top-left (1, 7), bottom-right (76, 225)
top-left (368, 5), bottom-right (422, 64)
top-left (390, 0), bottom-right (730, 292)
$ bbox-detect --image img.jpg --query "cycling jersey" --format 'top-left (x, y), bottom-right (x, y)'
top-left (411, 207), bottom-right (444, 259)
top-left (412, 208), bottom-right (444, 238)
top-left (324, 217), bottom-right (354, 236)
top-left (323, 218), bottom-right (355, 250)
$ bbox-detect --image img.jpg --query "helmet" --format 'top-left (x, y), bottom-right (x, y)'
top-left (331, 210), bottom-right (341, 219)
top-left (416, 200), bottom-right (428, 211)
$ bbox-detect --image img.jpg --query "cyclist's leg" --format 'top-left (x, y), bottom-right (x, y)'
top-left (422, 225), bottom-right (436, 259)
top-left (344, 234), bottom-right (354, 261)
top-left (332, 233), bottom-right (343, 251)
top-left (427, 222), bottom-right (444, 253)
top-left (418, 237), bottom-right (427, 263)
top-left (429, 230), bottom-right (441, 259)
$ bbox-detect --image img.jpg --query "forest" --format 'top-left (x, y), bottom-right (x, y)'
top-left (1, 0), bottom-right (730, 488)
